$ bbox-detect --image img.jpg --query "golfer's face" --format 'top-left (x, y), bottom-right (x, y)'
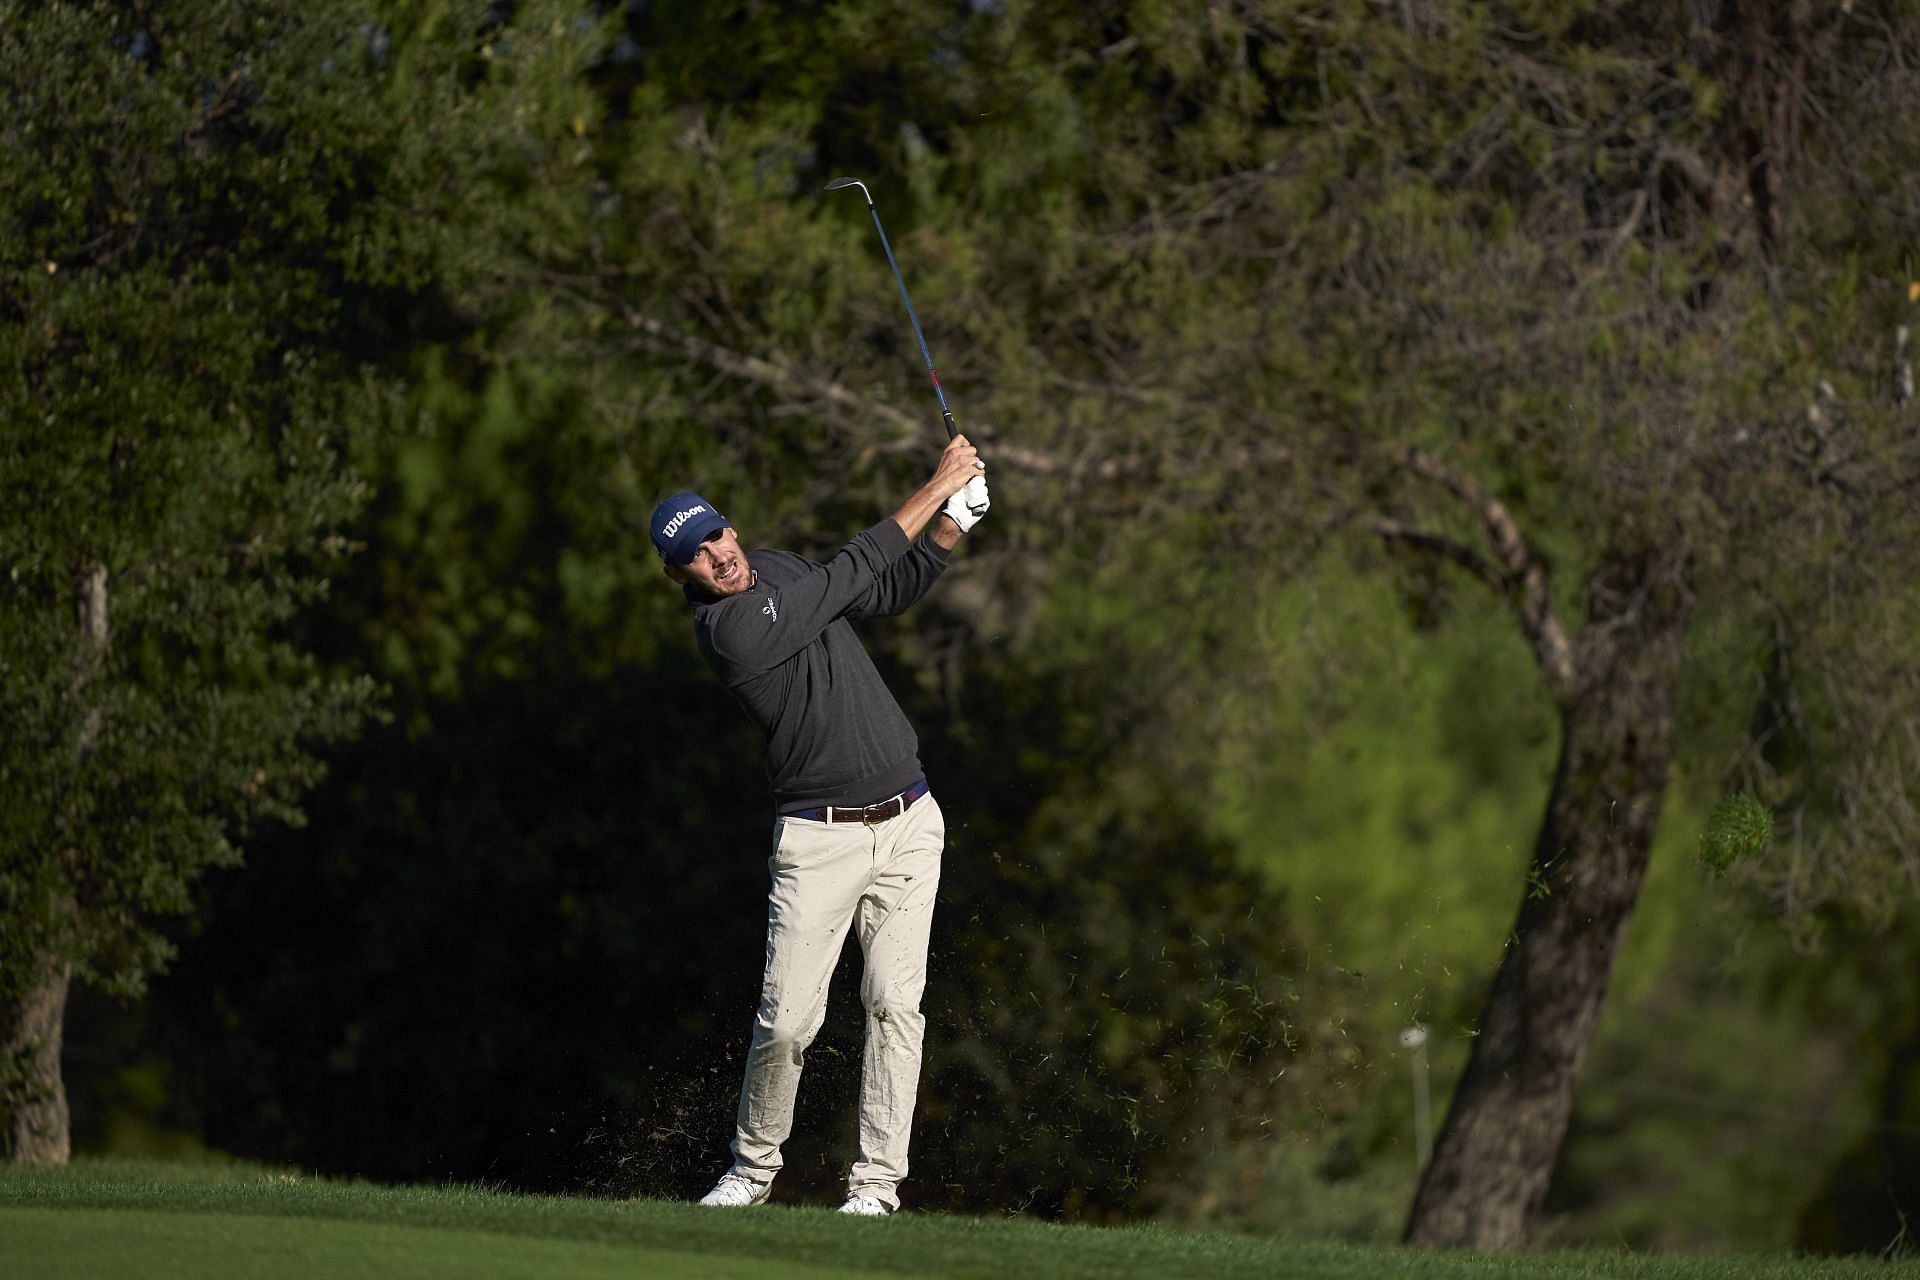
top-left (679, 527), bottom-right (751, 596)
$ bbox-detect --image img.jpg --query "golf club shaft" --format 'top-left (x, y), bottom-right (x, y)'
top-left (829, 178), bottom-right (957, 440)
top-left (864, 203), bottom-right (958, 440)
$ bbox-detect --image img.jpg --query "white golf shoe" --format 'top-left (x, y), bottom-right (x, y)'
top-left (697, 1172), bottom-right (771, 1207)
top-left (837, 1192), bottom-right (894, 1216)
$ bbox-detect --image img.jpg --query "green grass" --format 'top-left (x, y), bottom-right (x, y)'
top-left (0, 1157), bottom-right (1908, 1279)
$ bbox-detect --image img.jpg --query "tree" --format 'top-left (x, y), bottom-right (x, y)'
top-left (0, 0), bottom-right (472, 1160)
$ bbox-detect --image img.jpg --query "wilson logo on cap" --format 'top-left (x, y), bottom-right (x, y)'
top-left (660, 505), bottom-right (708, 539)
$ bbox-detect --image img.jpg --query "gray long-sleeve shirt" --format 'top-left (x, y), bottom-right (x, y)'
top-left (688, 520), bottom-right (950, 814)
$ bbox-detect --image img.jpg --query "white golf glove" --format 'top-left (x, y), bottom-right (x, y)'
top-left (942, 474), bottom-right (990, 533)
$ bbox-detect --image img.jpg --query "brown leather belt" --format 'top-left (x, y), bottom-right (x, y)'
top-left (794, 778), bottom-right (929, 825)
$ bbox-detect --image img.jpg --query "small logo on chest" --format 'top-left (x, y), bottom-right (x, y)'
top-left (762, 597), bottom-right (778, 622)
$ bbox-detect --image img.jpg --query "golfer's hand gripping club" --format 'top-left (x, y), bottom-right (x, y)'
top-left (930, 434), bottom-right (983, 500)
top-left (888, 434), bottom-right (984, 542)
top-left (935, 434), bottom-right (987, 533)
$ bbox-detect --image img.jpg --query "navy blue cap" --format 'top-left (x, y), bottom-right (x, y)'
top-left (650, 492), bottom-right (732, 565)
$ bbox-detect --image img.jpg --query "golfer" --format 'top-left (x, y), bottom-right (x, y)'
top-left (651, 435), bottom-right (990, 1216)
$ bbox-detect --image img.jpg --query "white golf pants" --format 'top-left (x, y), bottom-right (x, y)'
top-left (728, 792), bottom-right (943, 1209)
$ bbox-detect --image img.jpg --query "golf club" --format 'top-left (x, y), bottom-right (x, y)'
top-left (823, 176), bottom-right (958, 441)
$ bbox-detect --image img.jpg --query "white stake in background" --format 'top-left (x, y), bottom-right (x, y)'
top-left (1400, 1024), bottom-right (1433, 1170)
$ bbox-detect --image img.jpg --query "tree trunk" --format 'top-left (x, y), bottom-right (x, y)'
top-left (3, 563), bottom-right (111, 1164)
top-left (4, 962), bottom-right (73, 1165)
top-left (1405, 552), bottom-right (1692, 1247)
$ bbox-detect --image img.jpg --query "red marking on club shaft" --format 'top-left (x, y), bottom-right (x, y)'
top-left (929, 369), bottom-right (941, 388)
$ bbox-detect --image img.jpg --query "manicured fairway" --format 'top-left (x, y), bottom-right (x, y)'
top-left (2, 1206), bottom-right (864, 1280)
top-left (1, 1158), bottom-right (1910, 1280)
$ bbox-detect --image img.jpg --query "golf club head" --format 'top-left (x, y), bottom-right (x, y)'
top-left (822, 176), bottom-right (873, 204)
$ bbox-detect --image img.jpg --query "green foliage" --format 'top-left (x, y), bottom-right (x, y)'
top-left (0, 0), bottom-right (470, 1036)
top-left (1698, 795), bottom-right (1773, 873)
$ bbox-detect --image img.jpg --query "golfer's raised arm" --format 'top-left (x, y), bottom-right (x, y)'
top-left (704, 525), bottom-right (908, 672)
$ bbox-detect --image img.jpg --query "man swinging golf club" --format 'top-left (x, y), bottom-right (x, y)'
top-left (652, 436), bottom-right (989, 1216)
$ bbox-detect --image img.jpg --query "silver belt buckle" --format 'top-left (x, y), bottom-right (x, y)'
top-left (865, 789), bottom-right (907, 825)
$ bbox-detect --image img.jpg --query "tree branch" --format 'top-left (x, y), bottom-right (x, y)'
top-left (1360, 515), bottom-right (1505, 593)
top-left (609, 302), bottom-right (1087, 477)
top-left (1390, 446), bottom-right (1577, 700)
